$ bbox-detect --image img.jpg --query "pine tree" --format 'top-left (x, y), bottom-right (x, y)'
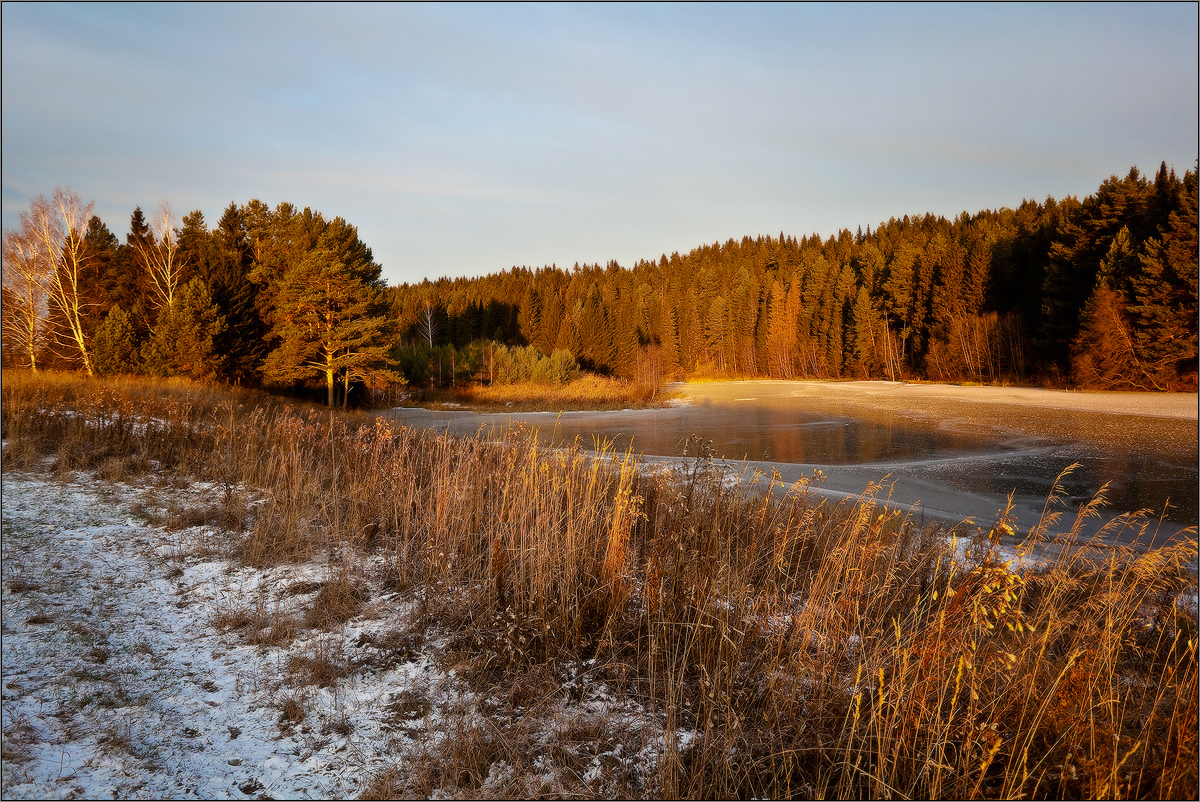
top-left (261, 229), bottom-right (397, 406)
top-left (79, 215), bottom-right (121, 339)
top-left (177, 210), bottom-right (213, 283)
top-left (930, 238), bottom-right (966, 339)
top-left (122, 206), bottom-right (163, 312)
top-left (881, 242), bottom-right (918, 362)
top-left (660, 304), bottom-right (681, 379)
top-left (1040, 171), bottom-right (1151, 370)
top-left (849, 284), bottom-right (880, 377)
top-left (705, 295), bottom-right (728, 373)
top-left (763, 280), bottom-right (796, 378)
top-left (83, 215), bottom-right (137, 319)
top-left (517, 285), bottom-right (543, 350)
top-left (1115, 167), bottom-right (1198, 389)
top-left (962, 234), bottom-right (991, 316)
top-left (1128, 243), bottom-right (1196, 388)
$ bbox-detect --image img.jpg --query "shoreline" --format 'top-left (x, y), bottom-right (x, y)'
top-left (383, 379), bottom-right (1197, 552)
top-left (668, 379), bottom-right (1199, 421)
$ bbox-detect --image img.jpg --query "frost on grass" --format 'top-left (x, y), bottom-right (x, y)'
top-left (1, 471), bottom-right (675, 800)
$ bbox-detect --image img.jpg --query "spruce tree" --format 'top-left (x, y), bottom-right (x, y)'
top-left (850, 284), bottom-right (878, 377)
top-left (92, 305), bottom-right (142, 376)
top-left (209, 203), bottom-right (265, 383)
top-left (1071, 282), bottom-right (1142, 389)
top-left (79, 216), bottom-right (121, 338)
top-left (141, 278), bottom-right (226, 380)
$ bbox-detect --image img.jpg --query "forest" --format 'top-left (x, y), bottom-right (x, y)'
top-left (3, 162), bottom-right (1196, 403)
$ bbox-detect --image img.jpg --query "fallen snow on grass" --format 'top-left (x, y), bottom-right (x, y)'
top-left (1, 470), bottom-right (673, 800)
top-left (2, 472), bottom-right (390, 799)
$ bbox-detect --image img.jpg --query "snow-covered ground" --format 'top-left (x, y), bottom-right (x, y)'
top-left (1, 470), bottom-right (667, 799)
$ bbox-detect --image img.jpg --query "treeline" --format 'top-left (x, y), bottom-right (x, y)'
top-left (0, 193), bottom-right (577, 402)
top-left (2, 196), bottom-right (398, 406)
top-left (3, 162), bottom-right (1196, 402)
top-left (392, 162), bottom-right (1198, 390)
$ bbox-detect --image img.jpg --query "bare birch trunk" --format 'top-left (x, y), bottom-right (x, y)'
top-left (24, 190), bottom-right (96, 375)
top-left (135, 204), bottom-right (184, 311)
top-left (1, 229), bottom-right (48, 371)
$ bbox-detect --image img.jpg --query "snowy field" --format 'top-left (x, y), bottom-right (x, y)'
top-left (1, 470), bottom-right (666, 799)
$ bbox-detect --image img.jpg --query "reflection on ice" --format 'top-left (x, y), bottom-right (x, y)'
top-left (384, 381), bottom-right (1198, 552)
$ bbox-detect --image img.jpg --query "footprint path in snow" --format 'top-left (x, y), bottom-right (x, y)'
top-left (1, 473), bottom-right (358, 799)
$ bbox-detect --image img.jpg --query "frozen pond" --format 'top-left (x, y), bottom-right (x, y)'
top-left (383, 381), bottom-right (1199, 551)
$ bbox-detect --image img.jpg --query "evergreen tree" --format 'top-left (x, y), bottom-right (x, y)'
top-left (881, 242), bottom-right (918, 358)
top-left (962, 235), bottom-right (991, 316)
top-left (660, 304), bottom-right (681, 379)
top-left (763, 280), bottom-right (795, 378)
top-left (517, 285), bottom-right (543, 350)
top-left (120, 206), bottom-right (160, 313)
top-left (208, 203), bottom-right (265, 383)
top-left (127, 206), bottom-right (153, 249)
top-left (849, 284), bottom-right (879, 377)
top-left (92, 305), bottom-right (142, 376)
top-left (1071, 282), bottom-right (1142, 389)
top-left (141, 278), bottom-right (226, 380)
top-left (177, 210), bottom-right (213, 283)
top-left (1128, 234), bottom-right (1198, 388)
top-left (78, 215), bottom-right (121, 338)
top-left (261, 227), bottom-right (397, 406)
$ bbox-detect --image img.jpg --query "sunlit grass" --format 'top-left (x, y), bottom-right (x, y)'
top-left (3, 369), bottom-right (1196, 799)
top-left (413, 373), bottom-right (669, 411)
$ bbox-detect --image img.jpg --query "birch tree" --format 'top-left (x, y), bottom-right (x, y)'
top-left (134, 203), bottom-right (185, 311)
top-left (418, 298), bottom-right (438, 347)
top-left (16, 189), bottom-right (97, 375)
top-left (1, 227), bottom-right (48, 370)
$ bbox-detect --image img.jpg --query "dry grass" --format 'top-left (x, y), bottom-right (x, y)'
top-left (211, 597), bottom-right (299, 648)
top-left (287, 640), bottom-right (351, 688)
top-left (357, 765), bottom-right (407, 800)
top-left (275, 690), bottom-right (308, 727)
top-left (420, 373), bottom-right (668, 411)
top-left (305, 575), bottom-right (369, 629)
top-left (3, 369), bottom-right (1196, 800)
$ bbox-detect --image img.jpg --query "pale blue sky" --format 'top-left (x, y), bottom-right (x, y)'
top-left (3, 2), bottom-right (1196, 286)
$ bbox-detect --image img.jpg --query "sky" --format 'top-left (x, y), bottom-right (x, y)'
top-left (2, 2), bottom-right (1196, 287)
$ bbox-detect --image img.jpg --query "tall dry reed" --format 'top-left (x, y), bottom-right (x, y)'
top-left (3, 369), bottom-right (1195, 799)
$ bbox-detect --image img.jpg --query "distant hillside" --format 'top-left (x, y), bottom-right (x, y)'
top-left (390, 162), bottom-right (1197, 391)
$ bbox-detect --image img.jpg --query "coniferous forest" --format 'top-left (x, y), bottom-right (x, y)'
top-left (3, 163), bottom-right (1196, 403)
